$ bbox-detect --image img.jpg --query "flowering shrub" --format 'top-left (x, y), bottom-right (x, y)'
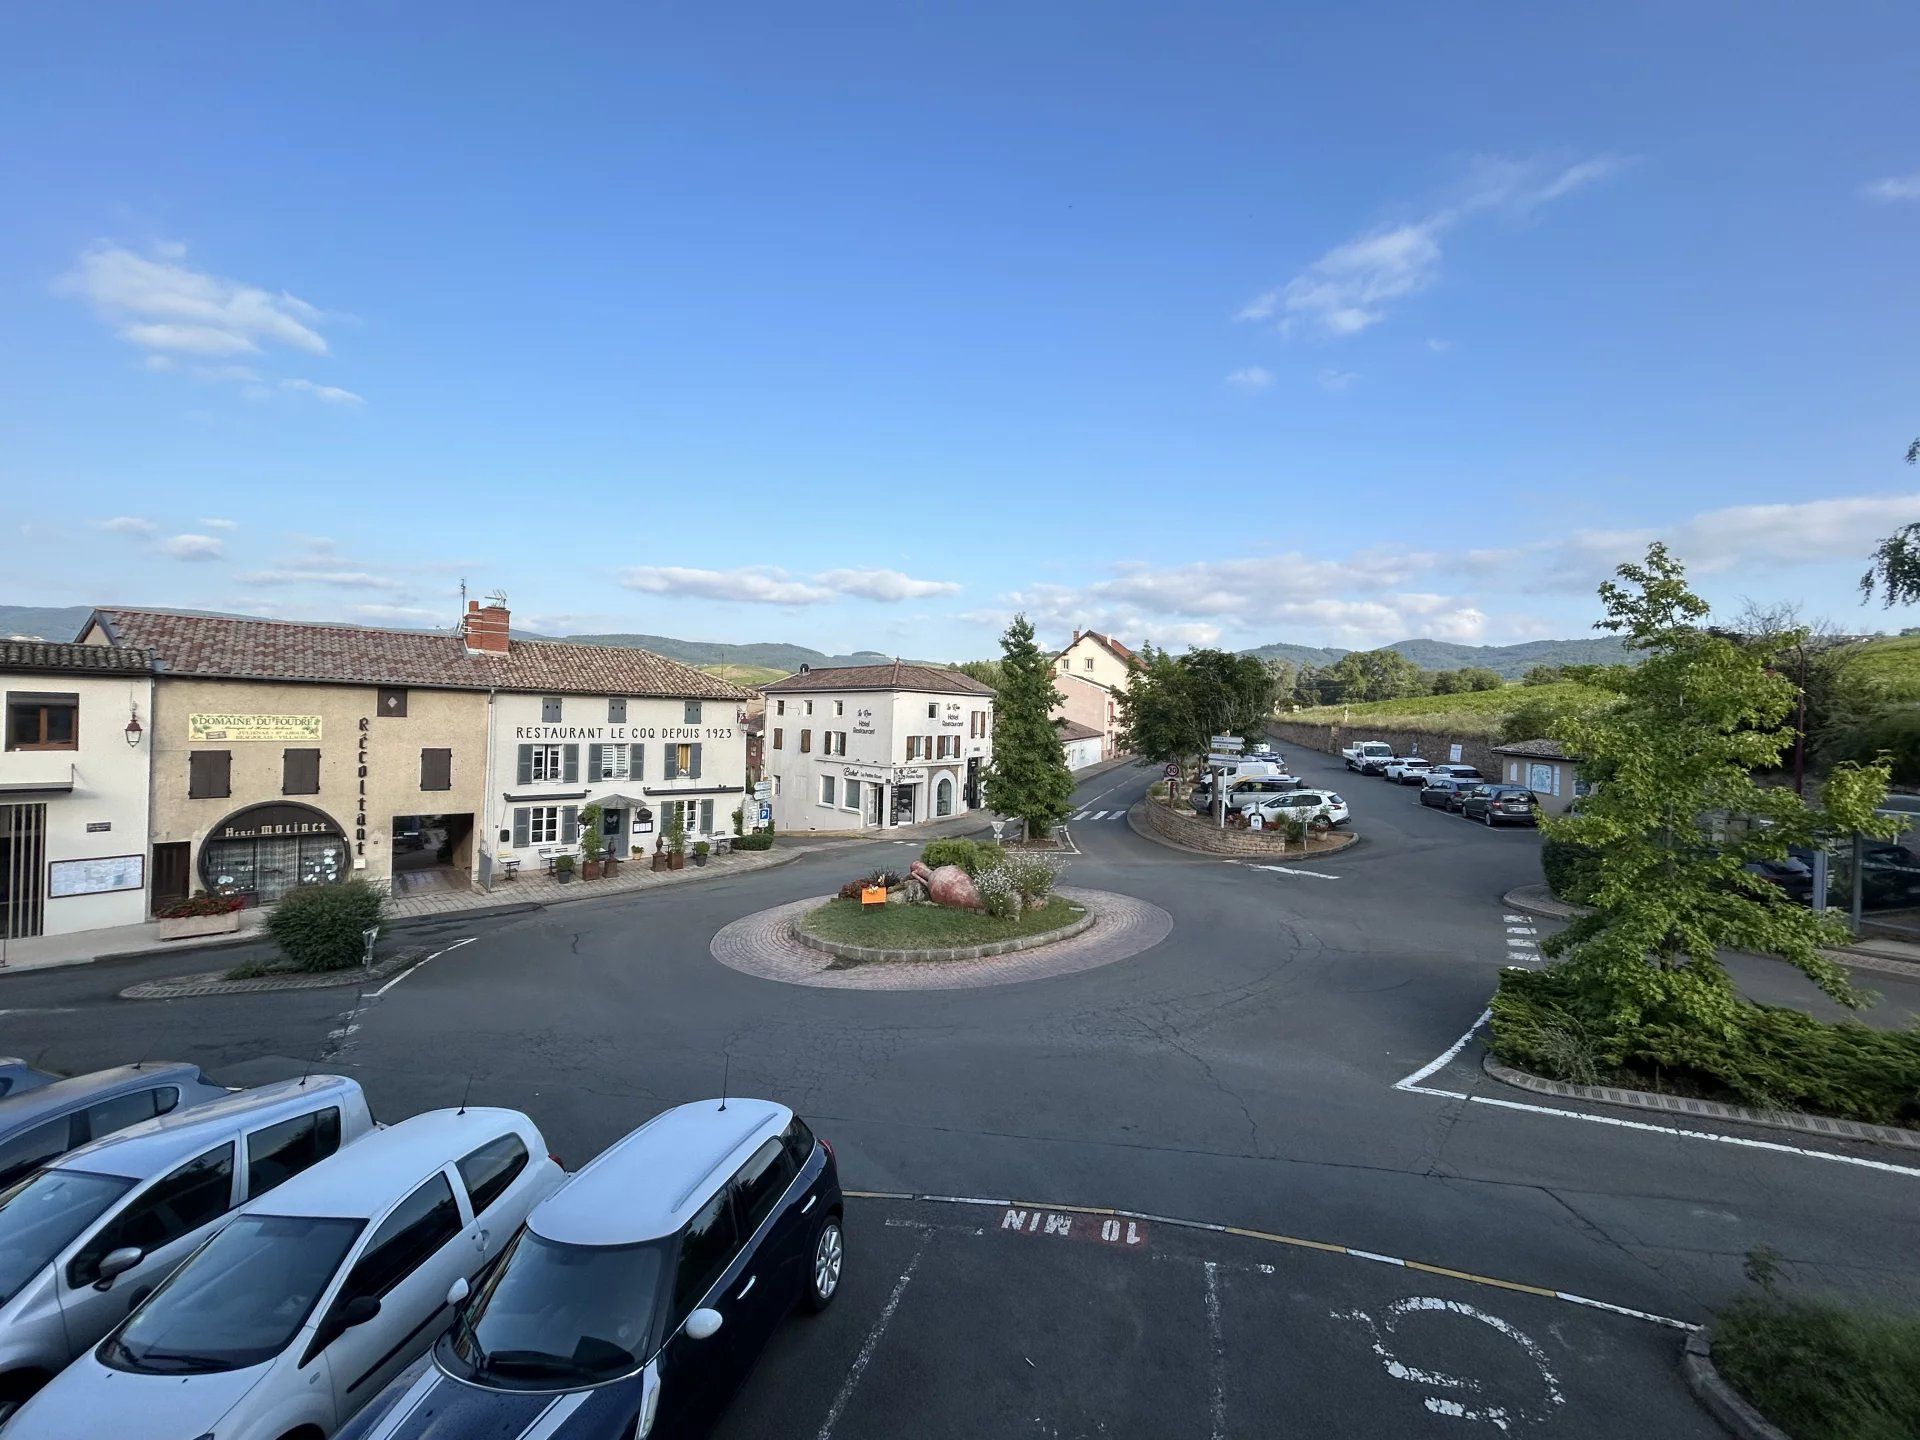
top-left (158, 893), bottom-right (245, 919)
top-left (975, 863), bottom-right (1021, 920)
top-left (1000, 853), bottom-right (1064, 904)
top-left (837, 870), bottom-right (901, 900)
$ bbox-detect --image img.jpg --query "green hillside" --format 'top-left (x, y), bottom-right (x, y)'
top-left (1831, 634), bottom-right (1920, 699)
top-left (1283, 680), bottom-right (1607, 740)
top-left (697, 662), bottom-right (791, 688)
top-left (1240, 634), bottom-right (1633, 678)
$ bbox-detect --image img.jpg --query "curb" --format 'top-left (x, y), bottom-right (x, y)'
top-left (120, 945), bottom-right (435, 1000)
top-left (789, 905), bottom-right (1098, 965)
top-left (1481, 1052), bottom-right (1920, 1152)
top-left (1681, 1331), bottom-right (1793, 1440)
top-left (1125, 801), bottom-right (1360, 861)
top-left (1500, 885), bottom-right (1920, 980)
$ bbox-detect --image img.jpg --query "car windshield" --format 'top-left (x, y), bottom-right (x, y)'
top-left (101, 1213), bottom-right (364, 1374)
top-left (0, 1167), bottom-right (136, 1305)
top-left (445, 1230), bottom-right (669, 1389)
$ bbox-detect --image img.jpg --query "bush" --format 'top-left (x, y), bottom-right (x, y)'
top-left (1539, 833), bottom-right (1597, 903)
top-left (158, 893), bottom-right (244, 919)
top-left (732, 832), bottom-right (774, 851)
top-left (266, 880), bottom-right (385, 973)
top-left (1714, 1293), bottom-right (1920, 1440)
top-left (1001, 852), bottom-right (1064, 903)
top-left (1489, 967), bottom-right (1920, 1125)
top-left (837, 870), bottom-right (901, 901)
top-left (975, 864), bottom-right (1020, 919)
top-left (921, 838), bottom-right (1001, 876)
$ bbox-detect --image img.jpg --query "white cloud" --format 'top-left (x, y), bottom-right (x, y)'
top-left (59, 242), bottom-right (330, 358)
top-left (1240, 155), bottom-right (1624, 338)
top-left (1317, 367), bottom-right (1359, 391)
top-left (619, 565), bottom-right (960, 606)
top-left (1862, 171), bottom-right (1920, 202)
top-left (1224, 365), bottom-right (1273, 391)
top-left (161, 533), bottom-right (225, 562)
top-left (235, 564), bottom-right (410, 592)
top-left (1425, 338), bottom-right (1452, 353)
top-left (815, 568), bottom-right (961, 601)
top-left (198, 517), bottom-right (239, 531)
top-left (97, 516), bottom-right (156, 537)
top-left (281, 378), bottom-right (364, 406)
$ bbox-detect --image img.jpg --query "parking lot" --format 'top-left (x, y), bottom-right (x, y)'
top-left (716, 1196), bottom-right (1718, 1440)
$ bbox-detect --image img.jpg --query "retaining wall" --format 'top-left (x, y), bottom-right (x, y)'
top-left (1266, 719), bottom-right (1501, 781)
top-left (1135, 795), bottom-right (1356, 857)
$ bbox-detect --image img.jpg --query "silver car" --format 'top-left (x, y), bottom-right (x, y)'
top-left (0, 1063), bottom-right (231, 1188)
top-left (0, 1073), bottom-right (373, 1422)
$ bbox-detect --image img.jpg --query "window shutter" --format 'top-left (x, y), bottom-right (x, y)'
top-left (512, 808), bottom-right (530, 847)
top-left (609, 697), bottom-right (626, 723)
top-left (700, 799), bottom-right (713, 833)
top-left (772, 728), bottom-right (782, 749)
top-left (212, 750), bottom-right (231, 798)
top-left (587, 745), bottom-right (603, 782)
top-left (665, 746), bottom-right (680, 780)
top-left (690, 744), bottom-right (702, 779)
top-left (517, 744), bottom-right (532, 785)
top-left (800, 729), bottom-right (811, 754)
top-left (630, 743), bottom-right (644, 779)
top-left (561, 806), bottom-right (578, 844)
top-left (563, 744), bottom-right (580, 783)
top-left (421, 749), bottom-right (451, 791)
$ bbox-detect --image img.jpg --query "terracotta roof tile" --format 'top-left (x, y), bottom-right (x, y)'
top-left (89, 609), bottom-right (748, 700)
top-left (1053, 718), bottom-right (1103, 741)
top-left (762, 661), bottom-right (995, 697)
top-left (0, 639), bottom-right (153, 676)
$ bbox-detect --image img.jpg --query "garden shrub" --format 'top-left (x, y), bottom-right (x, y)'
top-left (266, 880), bottom-right (385, 973)
top-left (837, 870), bottom-right (901, 901)
top-left (1539, 833), bottom-right (1597, 903)
top-left (1001, 853), bottom-right (1064, 904)
top-left (1489, 966), bottom-right (1920, 1125)
top-left (1714, 1292), bottom-right (1920, 1440)
top-left (732, 832), bottom-right (774, 851)
top-left (921, 838), bottom-right (1002, 877)
top-left (975, 864), bottom-right (1020, 919)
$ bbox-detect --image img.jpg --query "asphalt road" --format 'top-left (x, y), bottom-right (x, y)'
top-left (4, 746), bottom-right (1917, 1439)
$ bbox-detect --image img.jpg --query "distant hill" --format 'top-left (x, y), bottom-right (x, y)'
top-left (1240, 634), bottom-right (1634, 679)
top-left (0, 604), bottom-right (94, 641)
top-left (560, 633), bottom-right (894, 672)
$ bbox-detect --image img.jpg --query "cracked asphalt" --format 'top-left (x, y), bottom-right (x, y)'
top-left (5, 748), bottom-right (1918, 1436)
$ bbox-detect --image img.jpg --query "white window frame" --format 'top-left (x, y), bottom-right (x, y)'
top-left (820, 775), bottom-right (836, 808)
top-left (776, 699), bottom-right (786, 715)
top-left (529, 806), bottom-right (560, 844)
top-left (600, 744), bottom-right (630, 780)
top-left (843, 778), bottom-right (861, 812)
top-left (1084, 657), bottom-right (1094, 671)
top-left (804, 700), bottom-right (814, 715)
top-left (529, 744), bottom-right (563, 781)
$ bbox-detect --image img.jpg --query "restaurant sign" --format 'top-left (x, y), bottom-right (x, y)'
top-left (189, 713), bottom-right (324, 743)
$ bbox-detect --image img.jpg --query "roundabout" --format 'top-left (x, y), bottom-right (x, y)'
top-left (709, 884), bottom-right (1173, 990)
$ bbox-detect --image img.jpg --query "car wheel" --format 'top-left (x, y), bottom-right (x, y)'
top-left (1484, 811), bottom-right (1495, 827)
top-left (805, 1216), bottom-right (844, 1312)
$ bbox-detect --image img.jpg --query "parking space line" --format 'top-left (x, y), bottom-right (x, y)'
top-left (815, 1225), bottom-right (931, 1440)
top-left (1203, 1261), bottom-right (1227, 1440)
top-left (841, 1191), bottom-right (1697, 1330)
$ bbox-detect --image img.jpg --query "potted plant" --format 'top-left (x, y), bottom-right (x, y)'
top-left (156, 892), bottom-right (245, 940)
top-left (554, 853), bottom-right (576, 884)
top-left (579, 804), bottom-right (606, 880)
top-left (693, 840), bottom-right (710, 868)
top-left (665, 808), bottom-right (687, 871)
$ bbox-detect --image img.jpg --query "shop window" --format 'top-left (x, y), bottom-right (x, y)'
top-left (377, 687), bottom-right (408, 718)
top-left (421, 748), bottom-right (452, 791)
top-left (282, 748), bottom-right (321, 796)
top-left (5, 693), bottom-right (77, 751)
top-left (820, 775), bottom-right (836, 807)
top-left (189, 751), bottom-right (231, 799)
top-left (541, 696), bottom-right (563, 723)
top-left (844, 779), bottom-right (861, 812)
top-left (529, 807), bottom-right (559, 844)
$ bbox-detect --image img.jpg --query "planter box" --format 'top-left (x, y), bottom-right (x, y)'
top-left (581, 860), bottom-right (605, 880)
top-left (669, 852), bottom-right (686, 871)
top-left (157, 910), bottom-right (241, 941)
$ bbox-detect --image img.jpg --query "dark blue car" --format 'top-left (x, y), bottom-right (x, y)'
top-left (336, 1098), bottom-right (843, 1440)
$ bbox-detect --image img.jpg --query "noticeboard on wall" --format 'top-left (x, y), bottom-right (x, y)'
top-left (188, 713), bottom-right (324, 743)
top-left (49, 853), bottom-right (145, 898)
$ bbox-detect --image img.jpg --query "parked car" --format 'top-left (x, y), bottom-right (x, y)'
top-left (1744, 856), bottom-right (1815, 903)
top-left (1381, 757), bottom-right (1428, 783)
top-left (1249, 789), bottom-right (1350, 832)
top-left (1341, 741), bottom-right (1396, 774)
top-left (0, 1063), bottom-right (56, 1103)
top-left (1460, 785), bottom-right (1541, 827)
top-left (1426, 764), bottom-right (1483, 783)
top-left (1449, 781), bottom-right (1502, 815)
top-left (1418, 775), bottom-right (1479, 810)
top-left (0, 1062), bottom-right (232, 1189)
top-left (1225, 775), bottom-right (1302, 809)
top-left (336, 1098), bottom-right (844, 1440)
top-left (0, 1074), bottom-right (373, 1423)
top-left (9, 1107), bottom-right (562, 1440)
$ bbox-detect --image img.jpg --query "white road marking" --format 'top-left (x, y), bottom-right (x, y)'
top-left (370, 936), bottom-right (475, 997)
top-left (1203, 1261), bottom-right (1228, 1440)
top-left (1337, 1296), bottom-right (1564, 1432)
top-left (1503, 939), bottom-right (1536, 950)
top-left (1504, 925), bottom-right (1535, 935)
top-left (815, 1228), bottom-right (930, 1440)
top-left (1252, 865), bottom-right (1341, 880)
top-left (1395, 1008), bottom-right (1920, 1179)
top-left (1072, 810), bottom-right (1090, 820)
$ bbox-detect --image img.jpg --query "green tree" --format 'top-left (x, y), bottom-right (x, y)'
top-left (984, 614), bottom-right (1076, 836)
top-left (951, 658), bottom-right (1004, 690)
top-left (1115, 644), bottom-right (1194, 765)
top-left (1177, 648), bottom-right (1279, 746)
top-left (1430, 669), bottom-right (1467, 695)
top-left (1859, 440), bottom-right (1920, 606)
top-left (1541, 544), bottom-right (1893, 1043)
top-left (1522, 664), bottom-right (1563, 686)
top-left (1457, 666), bottom-right (1505, 692)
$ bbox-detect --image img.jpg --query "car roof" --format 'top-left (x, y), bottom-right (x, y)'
top-left (531, 1098), bottom-right (792, 1246)
top-left (0, 1062), bottom-right (211, 1135)
top-left (250, 1107), bottom-right (533, 1219)
top-left (56, 1074), bottom-right (360, 1180)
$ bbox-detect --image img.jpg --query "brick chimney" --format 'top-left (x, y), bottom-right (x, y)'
top-left (463, 598), bottom-right (511, 656)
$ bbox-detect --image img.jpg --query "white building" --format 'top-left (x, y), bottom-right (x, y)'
top-left (1, 641), bottom-right (155, 938)
top-left (1050, 628), bottom-right (1134, 760)
top-left (1055, 718), bottom-right (1104, 771)
top-left (763, 663), bottom-right (994, 832)
top-left (483, 659), bottom-right (751, 880)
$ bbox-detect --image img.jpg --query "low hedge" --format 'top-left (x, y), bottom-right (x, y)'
top-left (732, 832), bottom-right (774, 851)
top-left (1490, 966), bottom-right (1920, 1126)
top-left (266, 879), bottom-right (385, 973)
top-left (921, 838), bottom-right (1001, 876)
top-left (1714, 1292), bottom-right (1920, 1440)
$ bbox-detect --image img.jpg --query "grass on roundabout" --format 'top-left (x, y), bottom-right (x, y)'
top-left (799, 895), bottom-right (1084, 950)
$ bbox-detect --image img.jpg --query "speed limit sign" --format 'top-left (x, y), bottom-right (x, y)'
top-left (1163, 763), bottom-right (1179, 778)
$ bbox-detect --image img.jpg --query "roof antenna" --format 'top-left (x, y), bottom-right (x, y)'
top-left (458, 1073), bottom-right (474, 1116)
top-left (718, 1051), bottom-right (730, 1113)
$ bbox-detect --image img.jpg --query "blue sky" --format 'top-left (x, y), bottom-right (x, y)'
top-left (3, 2), bottom-right (1916, 658)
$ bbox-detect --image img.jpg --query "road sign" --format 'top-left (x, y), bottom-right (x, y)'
top-left (1163, 763), bottom-right (1179, 779)
top-left (1210, 735), bottom-right (1244, 751)
top-left (758, 803), bottom-right (771, 822)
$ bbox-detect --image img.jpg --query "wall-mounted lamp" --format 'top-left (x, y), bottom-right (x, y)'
top-left (124, 702), bottom-right (144, 748)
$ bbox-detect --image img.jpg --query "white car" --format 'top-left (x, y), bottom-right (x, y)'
top-left (1341, 741), bottom-right (1394, 773)
top-left (6, 1108), bottom-right (563, 1440)
top-left (1384, 757), bottom-right (1432, 784)
top-left (1249, 789), bottom-right (1350, 831)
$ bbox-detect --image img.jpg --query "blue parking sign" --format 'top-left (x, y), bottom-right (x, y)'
top-left (759, 804), bottom-right (771, 821)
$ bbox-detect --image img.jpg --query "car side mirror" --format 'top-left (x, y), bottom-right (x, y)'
top-left (339, 1294), bottom-right (382, 1330)
top-left (684, 1307), bottom-right (724, 1340)
top-left (93, 1246), bottom-right (143, 1289)
top-left (446, 1277), bottom-right (470, 1309)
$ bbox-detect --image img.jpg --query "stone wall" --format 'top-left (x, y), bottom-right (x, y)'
top-left (1266, 720), bottom-right (1501, 781)
top-left (1133, 795), bottom-right (1356, 858)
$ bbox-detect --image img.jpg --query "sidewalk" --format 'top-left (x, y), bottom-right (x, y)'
top-left (0, 840), bottom-right (837, 977)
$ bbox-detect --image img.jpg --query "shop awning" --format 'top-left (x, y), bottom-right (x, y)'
top-left (0, 775), bottom-right (75, 795)
top-left (590, 792), bottom-right (651, 810)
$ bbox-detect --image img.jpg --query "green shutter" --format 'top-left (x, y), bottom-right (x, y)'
top-left (562, 745), bottom-right (580, 783)
top-left (517, 744), bottom-right (532, 785)
top-left (630, 743), bottom-right (644, 779)
top-left (587, 745), bottom-right (603, 782)
top-left (512, 808), bottom-right (529, 848)
top-left (561, 806), bottom-right (578, 844)
top-left (700, 799), bottom-right (713, 834)
top-left (665, 747), bottom-right (679, 780)
top-left (690, 743), bottom-right (702, 779)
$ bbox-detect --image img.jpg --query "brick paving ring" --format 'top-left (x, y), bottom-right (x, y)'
top-left (709, 886), bottom-right (1172, 991)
